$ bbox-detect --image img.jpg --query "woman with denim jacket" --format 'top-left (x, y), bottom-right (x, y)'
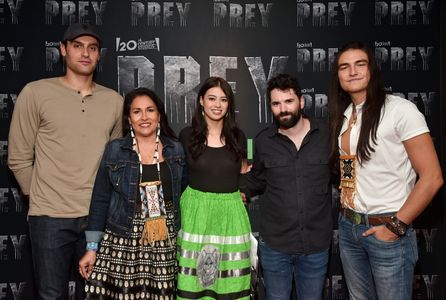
top-left (79, 88), bottom-right (186, 299)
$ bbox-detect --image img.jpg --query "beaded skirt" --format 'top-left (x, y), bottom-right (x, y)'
top-left (85, 211), bottom-right (177, 300)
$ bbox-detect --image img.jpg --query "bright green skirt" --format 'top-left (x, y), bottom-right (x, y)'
top-left (177, 187), bottom-right (251, 299)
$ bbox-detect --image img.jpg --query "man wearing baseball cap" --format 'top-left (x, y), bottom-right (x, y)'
top-left (8, 23), bottom-right (123, 299)
top-left (62, 23), bottom-right (102, 45)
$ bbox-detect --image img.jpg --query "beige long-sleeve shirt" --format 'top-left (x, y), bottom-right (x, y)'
top-left (8, 77), bottom-right (123, 217)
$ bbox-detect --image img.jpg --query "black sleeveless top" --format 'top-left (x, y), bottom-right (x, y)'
top-left (179, 126), bottom-right (246, 193)
top-left (138, 161), bottom-right (173, 207)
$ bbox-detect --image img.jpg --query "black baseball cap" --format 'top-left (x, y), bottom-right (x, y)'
top-left (62, 23), bottom-right (102, 45)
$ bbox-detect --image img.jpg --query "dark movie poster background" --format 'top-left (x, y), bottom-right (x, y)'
top-left (0, 1), bottom-right (444, 299)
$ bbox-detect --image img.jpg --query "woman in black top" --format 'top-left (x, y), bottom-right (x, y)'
top-left (176, 77), bottom-right (252, 299)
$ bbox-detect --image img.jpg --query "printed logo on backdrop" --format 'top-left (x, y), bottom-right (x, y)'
top-left (296, 0), bottom-right (355, 27)
top-left (302, 87), bottom-right (328, 119)
top-left (0, 233), bottom-right (28, 299)
top-left (0, 282), bottom-right (27, 300)
top-left (374, 0), bottom-right (435, 25)
top-left (0, 234), bottom-right (27, 260)
top-left (45, 0), bottom-right (107, 25)
top-left (246, 196), bottom-right (260, 213)
top-left (245, 56), bottom-right (287, 123)
top-left (374, 42), bottom-right (434, 72)
top-left (45, 41), bottom-right (62, 72)
top-left (116, 37), bottom-right (160, 52)
top-left (0, 186), bottom-right (29, 300)
top-left (130, 1), bottom-right (191, 26)
top-left (0, 188), bottom-right (23, 214)
top-left (45, 41), bottom-right (107, 73)
top-left (328, 275), bottom-right (345, 300)
top-left (387, 88), bottom-right (436, 118)
top-left (0, 93), bottom-right (16, 120)
top-left (0, 140), bottom-right (7, 166)
top-left (0, 0), bottom-right (24, 24)
top-left (413, 275), bottom-right (438, 299)
top-left (213, 1), bottom-right (273, 28)
top-left (0, 46), bottom-right (23, 72)
top-left (400, 91), bottom-right (435, 117)
top-left (297, 42), bottom-right (338, 73)
top-left (117, 55), bottom-right (289, 125)
top-left (331, 229), bottom-right (339, 254)
top-left (416, 228), bottom-right (437, 253)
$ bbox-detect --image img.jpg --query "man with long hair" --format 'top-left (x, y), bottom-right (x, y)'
top-left (241, 74), bottom-right (332, 300)
top-left (329, 41), bottom-right (443, 299)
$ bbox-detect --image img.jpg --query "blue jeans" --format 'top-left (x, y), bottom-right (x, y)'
top-left (259, 237), bottom-right (328, 300)
top-left (338, 214), bottom-right (418, 300)
top-left (28, 216), bottom-right (88, 300)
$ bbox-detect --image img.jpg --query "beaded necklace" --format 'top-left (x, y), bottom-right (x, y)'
top-left (131, 124), bottom-right (162, 184)
top-left (130, 124), bottom-right (168, 244)
top-left (350, 104), bottom-right (357, 128)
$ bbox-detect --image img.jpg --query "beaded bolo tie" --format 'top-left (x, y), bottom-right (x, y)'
top-left (130, 122), bottom-right (168, 245)
top-left (339, 104), bottom-right (357, 209)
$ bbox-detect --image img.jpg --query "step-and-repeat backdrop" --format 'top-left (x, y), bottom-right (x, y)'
top-left (0, 0), bottom-right (443, 299)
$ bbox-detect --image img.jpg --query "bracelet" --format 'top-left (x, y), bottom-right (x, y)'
top-left (86, 242), bottom-right (99, 251)
top-left (385, 215), bottom-right (408, 237)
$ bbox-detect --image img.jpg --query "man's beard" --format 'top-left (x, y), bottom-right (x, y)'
top-left (275, 109), bottom-right (301, 129)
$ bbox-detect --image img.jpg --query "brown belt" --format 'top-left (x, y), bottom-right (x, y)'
top-left (341, 208), bottom-right (393, 226)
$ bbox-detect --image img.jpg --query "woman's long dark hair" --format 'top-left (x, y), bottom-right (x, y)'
top-left (189, 77), bottom-right (246, 161)
top-left (329, 41), bottom-right (386, 167)
top-left (122, 87), bottom-right (177, 139)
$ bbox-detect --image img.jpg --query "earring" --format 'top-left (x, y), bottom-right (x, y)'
top-left (129, 122), bottom-right (137, 149)
top-left (129, 122), bottom-right (135, 138)
top-left (156, 120), bottom-right (161, 140)
top-left (201, 107), bottom-right (204, 116)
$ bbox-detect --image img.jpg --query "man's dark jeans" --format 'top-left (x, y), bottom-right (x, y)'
top-left (28, 216), bottom-right (88, 300)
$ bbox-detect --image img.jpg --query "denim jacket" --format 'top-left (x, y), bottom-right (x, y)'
top-left (85, 133), bottom-right (186, 243)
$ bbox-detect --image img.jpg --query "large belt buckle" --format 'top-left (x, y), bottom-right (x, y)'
top-left (351, 211), bottom-right (362, 225)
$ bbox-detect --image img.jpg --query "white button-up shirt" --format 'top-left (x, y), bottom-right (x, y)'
top-left (338, 94), bottom-right (429, 214)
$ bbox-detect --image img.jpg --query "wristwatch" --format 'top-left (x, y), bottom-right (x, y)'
top-left (385, 215), bottom-right (409, 237)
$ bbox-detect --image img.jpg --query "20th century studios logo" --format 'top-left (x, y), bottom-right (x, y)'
top-left (116, 37), bottom-right (160, 52)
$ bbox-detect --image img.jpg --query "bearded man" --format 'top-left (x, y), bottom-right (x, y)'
top-left (241, 73), bottom-right (332, 300)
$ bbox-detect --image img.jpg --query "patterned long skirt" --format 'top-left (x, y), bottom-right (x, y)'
top-left (85, 212), bottom-right (177, 300)
top-left (177, 187), bottom-right (251, 299)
